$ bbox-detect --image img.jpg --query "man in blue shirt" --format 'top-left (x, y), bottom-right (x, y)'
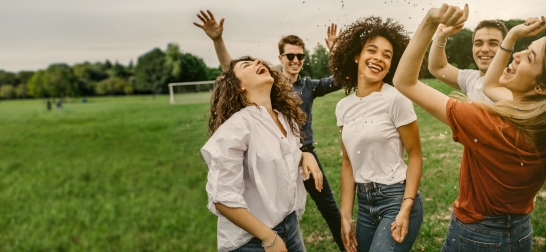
top-left (194, 10), bottom-right (344, 251)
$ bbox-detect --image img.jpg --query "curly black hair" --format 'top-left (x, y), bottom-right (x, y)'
top-left (329, 16), bottom-right (426, 95)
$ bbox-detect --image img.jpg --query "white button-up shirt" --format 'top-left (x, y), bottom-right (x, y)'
top-left (201, 106), bottom-right (306, 252)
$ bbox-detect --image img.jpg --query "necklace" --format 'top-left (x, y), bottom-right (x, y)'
top-left (356, 82), bottom-right (383, 100)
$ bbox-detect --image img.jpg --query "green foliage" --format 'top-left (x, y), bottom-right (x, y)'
top-left (15, 84), bottom-right (27, 98)
top-left (134, 48), bottom-right (170, 94)
top-left (26, 70), bottom-right (46, 98)
top-left (0, 84), bottom-right (15, 98)
top-left (43, 63), bottom-right (80, 97)
top-left (310, 44), bottom-right (332, 78)
top-left (300, 48), bottom-right (313, 78)
top-left (445, 28), bottom-right (475, 69)
top-left (95, 77), bottom-right (131, 95)
top-left (0, 70), bottom-right (17, 86)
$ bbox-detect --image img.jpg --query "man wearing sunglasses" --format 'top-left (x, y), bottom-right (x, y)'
top-left (194, 10), bottom-right (346, 251)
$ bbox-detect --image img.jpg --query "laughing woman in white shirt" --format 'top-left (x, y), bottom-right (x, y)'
top-left (329, 17), bottom-right (424, 252)
top-left (201, 56), bottom-right (323, 252)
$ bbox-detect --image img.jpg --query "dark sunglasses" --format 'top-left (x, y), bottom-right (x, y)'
top-left (282, 53), bottom-right (305, 61)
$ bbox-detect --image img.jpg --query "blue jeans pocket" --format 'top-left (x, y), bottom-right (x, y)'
top-left (460, 236), bottom-right (501, 252)
top-left (518, 230), bottom-right (532, 252)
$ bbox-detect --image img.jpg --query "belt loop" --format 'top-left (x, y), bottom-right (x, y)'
top-left (506, 214), bottom-right (511, 228)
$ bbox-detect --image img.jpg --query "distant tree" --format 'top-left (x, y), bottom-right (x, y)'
top-left (15, 84), bottom-right (27, 98)
top-left (42, 64), bottom-right (79, 97)
top-left (166, 43), bottom-right (183, 80)
top-left (134, 48), bottom-right (170, 94)
top-left (26, 70), bottom-right (47, 98)
top-left (0, 85), bottom-right (15, 99)
top-left (0, 70), bottom-right (17, 86)
top-left (95, 77), bottom-right (130, 95)
top-left (104, 60), bottom-right (113, 69)
top-left (110, 61), bottom-right (128, 78)
top-left (300, 48), bottom-right (313, 78)
top-left (16, 71), bottom-right (35, 87)
top-left (445, 28), bottom-right (474, 69)
top-left (180, 52), bottom-right (208, 92)
top-left (310, 44), bottom-right (331, 79)
top-left (206, 65), bottom-right (222, 80)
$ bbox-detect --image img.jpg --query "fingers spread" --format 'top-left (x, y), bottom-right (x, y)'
top-left (207, 10), bottom-right (215, 20)
top-left (196, 14), bottom-right (207, 24)
top-left (193, 22), bottom-right (203, 28)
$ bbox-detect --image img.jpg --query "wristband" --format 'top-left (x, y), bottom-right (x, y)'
top-left (433, 36), bottom-right (447, 48)
top-left (401, 196), bottom-right (415, 205)
top-left (499, 44), bottom-right (514, 53)
top-left (262, 231), bottom-right (278, 248)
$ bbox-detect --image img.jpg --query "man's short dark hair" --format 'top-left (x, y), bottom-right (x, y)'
top-left (278, 35), bottom-right (305, 55)
top-left (472, 20), bottom-right (508, 41)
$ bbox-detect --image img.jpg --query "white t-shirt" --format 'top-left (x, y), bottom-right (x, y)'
top-left (335, 84), bottom-right (416, 185)
top-left (457, 69), bottom-right (493, 103)
top-left (201, 106), bottom-right (306, 252)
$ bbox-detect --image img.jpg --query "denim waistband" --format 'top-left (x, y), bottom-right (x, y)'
top-left (480, 213), bottom-right (529, 225)
top-left (356, 181), bottom-right (405, 192)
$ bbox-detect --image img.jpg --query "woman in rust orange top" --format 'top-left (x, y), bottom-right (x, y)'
top-left (393, 4), bottom-right (546, 251)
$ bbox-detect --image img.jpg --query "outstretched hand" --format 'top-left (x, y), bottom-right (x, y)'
top-left (325, 23), bottom-right (343, 51)
top-left (507, 16), bottom-right (546, 41)
top-left (425, 3), bottom-right (468, 28)
top-left (193, 10), bottom-right (224, 41)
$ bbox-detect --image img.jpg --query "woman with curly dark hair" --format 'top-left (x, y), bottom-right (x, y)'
top-left (201, 56), bottom-right (323, 252)
top-left (329, 17), bottom-right (424, 252)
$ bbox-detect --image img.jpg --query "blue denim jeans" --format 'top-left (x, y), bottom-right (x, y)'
top-left (232, 211), bottom-right (306, 252)
top-left (302, 149), bottom-right (344, 251)
top-left (355, 182), bottom-right (423, 252)
top-left (441, 212), bottom-right (533, 252)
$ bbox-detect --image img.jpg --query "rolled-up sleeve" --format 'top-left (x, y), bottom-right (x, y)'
top-left (201, 120), bottom-right (250, 216)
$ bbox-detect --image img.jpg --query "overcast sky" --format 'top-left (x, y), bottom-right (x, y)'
top-left (0, 0), bottom-right (542, 72)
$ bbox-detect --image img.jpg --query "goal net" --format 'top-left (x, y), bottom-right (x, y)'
top-left (168, 80), bottom-right (215, 105)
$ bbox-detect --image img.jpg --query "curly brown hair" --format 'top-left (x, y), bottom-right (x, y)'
top-left (329, 16), bottom-right (426, 95)
top-left (207, 56), bottom-right (307, 138)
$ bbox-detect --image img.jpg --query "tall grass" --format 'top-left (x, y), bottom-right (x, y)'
top-left (0, 80), bottom-right (544, 251)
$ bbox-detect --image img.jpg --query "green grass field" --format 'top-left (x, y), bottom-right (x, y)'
top-left (1, 80), bottom-right (545, 251)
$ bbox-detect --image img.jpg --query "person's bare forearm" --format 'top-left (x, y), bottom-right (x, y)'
top-left (214, 203), bottom-right (276, 243)
top-left (400, 153), bottom-right (422, 214)
top-left (340, 159), bottom-right (356, 220)
top-left (212, 37), bottom-right (232, 72)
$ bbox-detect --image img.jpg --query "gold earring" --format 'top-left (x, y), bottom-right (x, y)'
top-left (355, 60), bottom-right (358, 63)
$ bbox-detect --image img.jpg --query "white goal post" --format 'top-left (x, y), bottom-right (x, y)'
top-left (168, 80), bottom-right (215, 104)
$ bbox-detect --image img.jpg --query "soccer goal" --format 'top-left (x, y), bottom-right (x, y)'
top-left (168, 80), bottom-right (215, 105)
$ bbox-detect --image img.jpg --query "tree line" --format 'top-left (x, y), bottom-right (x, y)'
top-left (0, 19), bottom-right (544, 99)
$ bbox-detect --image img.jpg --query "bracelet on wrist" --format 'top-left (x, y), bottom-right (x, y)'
top-left (401, 196), bottom-right (415, 205)
top-left (433, 36), bottom-right (447, 48)
top-left (262, 231), bottom-right (278, 248)
top-left (499, 44), bottom-right (514, 53)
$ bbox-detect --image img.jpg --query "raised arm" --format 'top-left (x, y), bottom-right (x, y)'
top-left (428, 23), bottom-right (464, 89)
top-left (482, 16), bottom-right (546, 102)
top-left (193, 10), bottom-right (233, 71)
top-left (325, 23), bottom-right (343, 51)
top-left (393, 4), bottom-right (468, 125)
